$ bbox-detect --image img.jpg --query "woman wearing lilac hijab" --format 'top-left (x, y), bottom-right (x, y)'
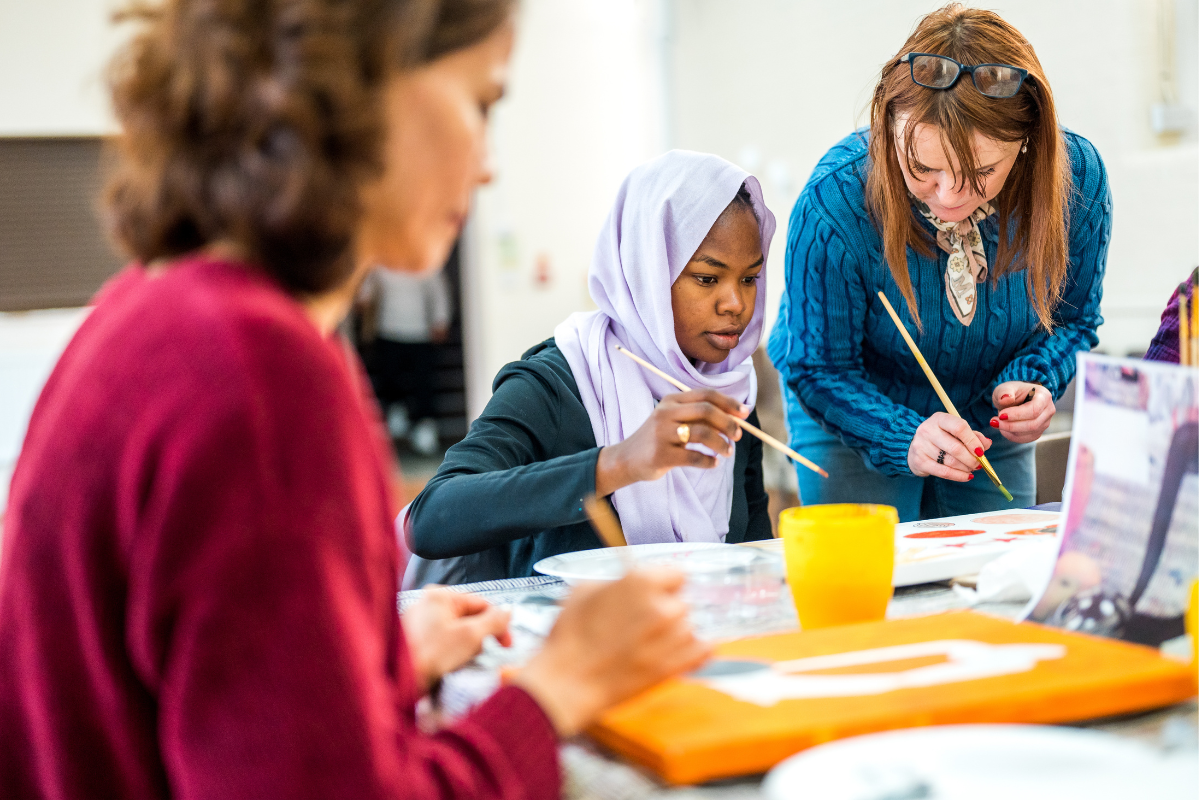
top-left (408, 151), bottom-right (776, 582)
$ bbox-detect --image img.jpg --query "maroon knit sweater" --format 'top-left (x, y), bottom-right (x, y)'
top-left (0, 257), bottom-right (559, 799)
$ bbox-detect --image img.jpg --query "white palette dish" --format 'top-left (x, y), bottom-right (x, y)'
top-left (894, 509), bottom-right (1060, 586)
top-left (533, 542), bottom-right (762, 584)
top-left (538, 510), bottom-right (1061, 587)
top-left (763, 724), bottom-right (1196, 800)
top-left (892, 539), bottom-right (1030, 586)
top-left (744, 537), bottom-right (1025, 588)
top-left (746, 509), bottom-right (1061, 586)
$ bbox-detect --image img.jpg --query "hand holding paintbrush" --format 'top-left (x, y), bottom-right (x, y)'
top-left (613, 345), bottom-right (828, 479)
top-left (592, 377), bottom-right (762, 498)
top-left (876, 292), bottom-right (1013, 502)
top-left (989, 381), bottom-right (1056, 444)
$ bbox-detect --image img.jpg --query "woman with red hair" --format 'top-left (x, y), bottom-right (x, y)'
top-left (769, 4), bottom-right (1111, 521)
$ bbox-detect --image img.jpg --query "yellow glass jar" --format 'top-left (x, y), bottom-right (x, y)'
top-left (780, 504), bottom-right (898, 629)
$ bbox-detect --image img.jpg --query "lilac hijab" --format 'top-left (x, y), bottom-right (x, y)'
top-left (554, 150), bottom-right (776, 545)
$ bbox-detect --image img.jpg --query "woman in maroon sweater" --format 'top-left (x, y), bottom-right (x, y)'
top-left (0, 1), bottom-right (709, 797)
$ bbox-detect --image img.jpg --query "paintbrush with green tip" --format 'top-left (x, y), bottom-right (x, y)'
top-left (876, 291), bottom-right (1014, 503)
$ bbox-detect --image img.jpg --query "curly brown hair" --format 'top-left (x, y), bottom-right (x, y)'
top-left (104, 0), bottom-right (515, 294)
top-left (866, 4), bottom-right (1070, 331)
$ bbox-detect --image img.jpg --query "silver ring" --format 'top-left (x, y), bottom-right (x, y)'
top-left (677, 424), bottom-right (691, 445)
top-left (936, 449), bottom-right (946, 465)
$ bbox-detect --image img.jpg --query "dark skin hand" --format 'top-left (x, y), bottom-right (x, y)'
top-left (595, 201), bottom-right (763, 497)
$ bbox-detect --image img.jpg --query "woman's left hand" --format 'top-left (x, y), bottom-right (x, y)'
top-left (403, 587), bottom-right (512, 694)
top-left (990, 382), bottom-right (1055, 444)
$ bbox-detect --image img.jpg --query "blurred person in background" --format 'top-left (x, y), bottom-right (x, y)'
top-left (0, 1), bottom-right (709, 798)
top-left (1144, 267), bottom-right (1199, 363)
top-left (359, 265), bottom-right (452, 453)
top-left (769, 4), bottom-right (1111, 521)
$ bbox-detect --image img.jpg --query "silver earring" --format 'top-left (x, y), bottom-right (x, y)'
top-left (1021, 140), bottom-right (1028, 153)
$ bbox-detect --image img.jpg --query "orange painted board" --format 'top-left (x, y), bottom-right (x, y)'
top-left (587, 611), bottom-right (1197, 786)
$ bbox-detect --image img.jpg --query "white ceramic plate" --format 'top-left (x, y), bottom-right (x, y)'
top-left (533, 542), bottom-right (763, 584)
top-left (742, 538), bottom-right (1003, 588)
top-left (891, 541), bottom-right (1019, 587)
top-left (763, 724), bottom-right (1197, 800)
top-left (893, 510), bottom-right (1060, 586)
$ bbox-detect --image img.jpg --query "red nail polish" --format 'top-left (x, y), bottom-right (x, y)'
top-left (1000, 393), bottom-right (1010, 400)
top-left (974, 447), bottom-right (984, 457)
top-left (999, 413), bottom-right (1008, 421)
top-left (989, 419), bottom-right (999, 428)
top-left (968, 474), bottom-right (974, 480)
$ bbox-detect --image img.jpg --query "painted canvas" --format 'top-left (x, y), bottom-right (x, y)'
top-left (1025, 354), bottom-right (1199, 647)
top-left (587, 611), bottom-right (1197, 785)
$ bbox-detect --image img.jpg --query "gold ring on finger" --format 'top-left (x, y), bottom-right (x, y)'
top-left (676, 424), bottom-right (691, 445)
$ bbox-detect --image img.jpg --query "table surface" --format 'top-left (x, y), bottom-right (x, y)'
top-left (399, 574), bottom-right (1198, 800)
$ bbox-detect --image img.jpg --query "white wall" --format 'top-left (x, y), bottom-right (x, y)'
top-left (462, 0), bottom-right (672, 418)
top-left (667, 0), bottom-right (1199, 357)
top-left (0, 309), bottom-right (90, 513)
top-left (0, 0), bottom-right (123, 135)
top-left (1, 0), bottom-right (1194, 424)
top-left (462, 0), bottom-right (1198, 417)
top-left (0, 0), bottom-right (116, 515)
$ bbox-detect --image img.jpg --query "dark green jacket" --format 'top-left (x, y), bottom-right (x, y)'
top-left (408, 340), bottom-right (772, 580)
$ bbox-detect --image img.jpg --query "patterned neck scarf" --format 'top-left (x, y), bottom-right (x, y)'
top-left (911, 195), bottom-right (995, 326)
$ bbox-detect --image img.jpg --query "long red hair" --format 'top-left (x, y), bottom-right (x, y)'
top-left (866, 4), bottom-right (1071, 330)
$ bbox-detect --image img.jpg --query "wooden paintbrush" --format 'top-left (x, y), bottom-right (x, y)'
top-left (1188, 273), bottom-right (1198, 366)
top-left (613, 345), bottom-right (829, 478)
top-left (583, 494), bottom-right (628, 548)
top-left (1191, 279), bottom-right (1198, 366)
top-left (1180, 291), bottom-right (1190, 367)
top-left (875, 291), bottom-right (1013, 503)
top-left (1180, 271), bottom-right (1198, 366)
top-left (582, 494), bottom-right (638, 574)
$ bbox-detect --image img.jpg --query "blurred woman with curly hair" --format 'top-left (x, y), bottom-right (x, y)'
top-left (0, 1), bottom-right (708, 797)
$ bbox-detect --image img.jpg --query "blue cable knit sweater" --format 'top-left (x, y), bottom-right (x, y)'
top-left (767, 129), bottom-right (1112, 477)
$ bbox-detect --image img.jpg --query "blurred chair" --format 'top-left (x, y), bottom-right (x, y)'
top-left (1035, 432), bottom-right (1072, 505)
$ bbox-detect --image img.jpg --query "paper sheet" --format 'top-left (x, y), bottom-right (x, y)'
top-left (1023, 355), bottom-right (1199, 647)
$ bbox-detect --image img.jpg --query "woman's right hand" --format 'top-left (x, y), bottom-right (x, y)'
top-left (907, 411), bottom-right (992, 481)
top-left (510, 569), bottom-right (710, 737)
top-left (594, 389), bottom-right (749, 497)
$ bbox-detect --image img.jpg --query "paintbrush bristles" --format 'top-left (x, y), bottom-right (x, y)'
top-left (583, 494), bottom-right (628, 549)
top-left (876, 291), bottom-right (1011, 500)
top-left (613, 346), bottom-right (829, 478)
